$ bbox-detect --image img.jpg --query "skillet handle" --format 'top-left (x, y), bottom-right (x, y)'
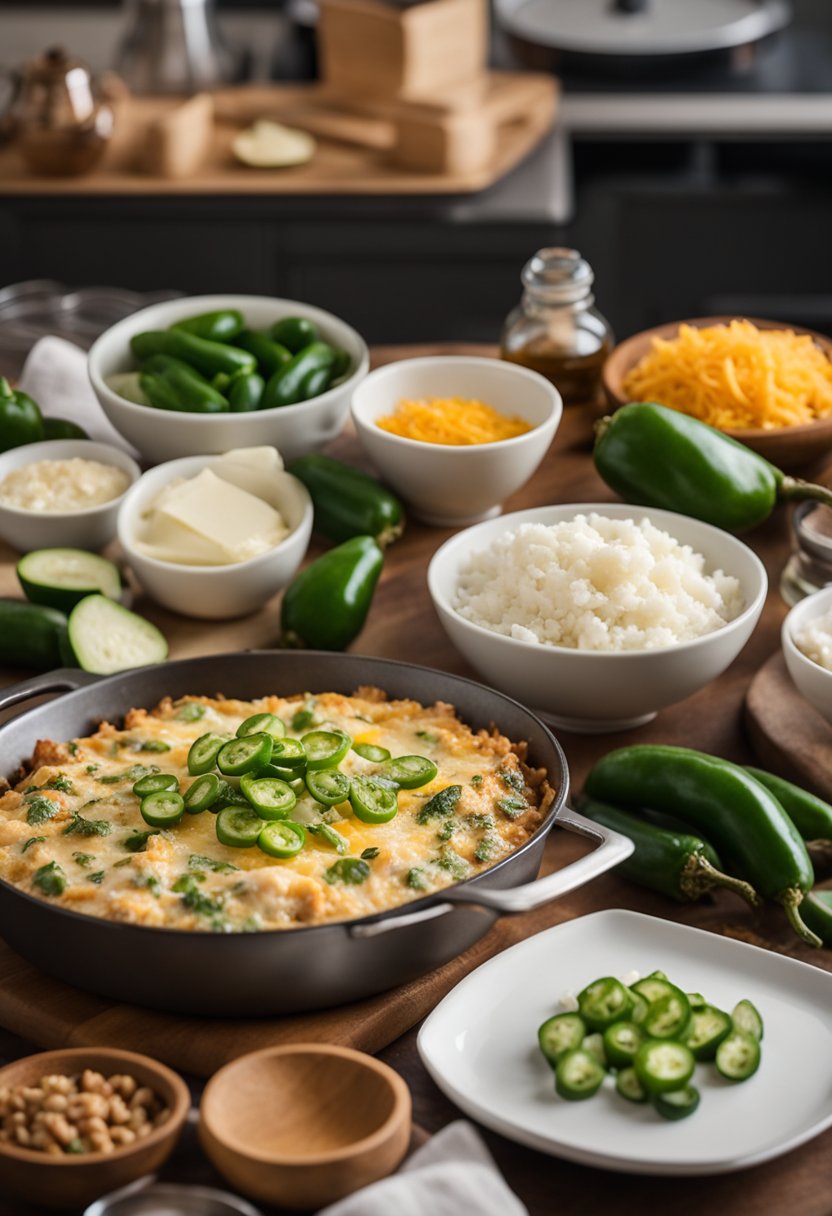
top-left (446, 806), bottom-right (633, 914)
top-left (0, 668), bottom-right (98, 715)
top-left (349, 808), bottom-right (633, 938)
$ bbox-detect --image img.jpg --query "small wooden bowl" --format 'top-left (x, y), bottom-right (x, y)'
top-left (199, 1044), bottom-right (412, 1211)
top-left (0, 1047), bottom-right (190, 1210)
top-left (602, 316), bottom-right (832, 472)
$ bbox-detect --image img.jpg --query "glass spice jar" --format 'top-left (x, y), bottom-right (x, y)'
top-left (781, 501), bottom-right (832, 606)
top-left (500, 247), bottom-right (613, 405)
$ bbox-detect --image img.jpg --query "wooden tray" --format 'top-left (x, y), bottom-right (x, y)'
top-left (0, 77), bottom-right (557, 198)
top-left (745, 649), bottom-right (832, 800)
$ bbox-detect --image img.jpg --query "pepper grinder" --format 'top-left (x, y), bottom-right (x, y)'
top-left (115, 0), bottom-right (244, 94)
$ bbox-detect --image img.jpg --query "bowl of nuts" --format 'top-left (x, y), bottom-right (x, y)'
top-left (0, 1047), bottom-right (190, 1209)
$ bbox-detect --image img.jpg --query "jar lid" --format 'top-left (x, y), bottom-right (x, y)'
top-left (521, 248), bottom-right (594, 305)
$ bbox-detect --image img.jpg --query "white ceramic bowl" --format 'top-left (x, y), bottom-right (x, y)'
top-left (0, 439), bottom-right (140, 553)
top-left (88, 294), bottom-right (369, 465)
top-left (782, 585), bottom-right (832, 723)
top-left (428, 502), bottom-right (767, 733)
top-left (350, 356), bottom-right (562, 526)
top-left (118, 455), bottom-right (313, 620)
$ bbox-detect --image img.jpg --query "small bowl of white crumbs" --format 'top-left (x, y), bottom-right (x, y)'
top-left (427, 503), bottom-right (767, 732)
top-left (782, 585), bottom-right (832, 724)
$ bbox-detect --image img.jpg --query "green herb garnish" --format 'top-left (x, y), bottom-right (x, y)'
top-left (63, 810), bottom-right (111, 838)
top-left (436, 818), bottom-right (456, 842)
top-left (416, 784), bottom-right (462, 824)
top-left (470, 775), bottom-right (483, 787)
top-left (98, 764), bottom-right (159, 785)
top-left (174, 873), bottom-right (225, 922)
top-left (122, 828), bottom-right (160, 853)
top-left (324, 858), bottom-right (371, 885)
top-left (436, 845), bottom-right (469, 880)
top-left (291, 703), bottom-right (316, 732)
top-left (499, 767), bottom-right (525, 794)
top-left (85, 764), bottom-right (100, 775)
top-left (474, 836), bottom-right (498, 863)
top-left (176, 702), bottom-right (206, 722)
top-left (32, 861), bottom-right (66, 896)
top-left (466, 812), bottom-right (495, 830)
top-left (307, 823), bottom-right (349, 854)
top-left (497, 795), bottom-right (527, 820)
top-left (361, 846), bottom-right (380, 860)
top-left (36, 774), bottom-right (74, 794)
top-left (133, 739), bottom-right (171, 753)
top-left (188, 853), bottom-right (239, 874)
top-left (88, 870), bottom-right (106, 885)
top-left (72, 852), bottom-right (95, 868)
top-left (25, 794), bottom-right (59, 826)
top-left (67, 742), bottom-right (79, 758)
top-left (406, 866), bottom-right (428, 891)
top-left (416, 730), bottom-right (439, 744)
top-left (21, 836), bottom-right (45, 854)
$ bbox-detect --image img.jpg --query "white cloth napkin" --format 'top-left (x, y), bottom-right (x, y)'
top-left (319, 1121), bottom-right (529, 1216)
top-left (18, 335), bottom-right (139, 457)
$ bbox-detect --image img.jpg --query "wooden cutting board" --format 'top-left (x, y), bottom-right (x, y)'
top-left (0, 77), bottom-right (557, 197)
top-left (745, 650), bottom-right (832, 799)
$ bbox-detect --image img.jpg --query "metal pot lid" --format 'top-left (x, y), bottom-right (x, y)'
top-left (496, 0), bottom-right (791, 56)
top-left (84, 1180), bottom-right (263, 1216)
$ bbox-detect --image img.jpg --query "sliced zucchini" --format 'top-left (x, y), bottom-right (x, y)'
top-left (65, 595), bottom-right (167, 674)
top-left (18, 550), bottom-right (122, 612)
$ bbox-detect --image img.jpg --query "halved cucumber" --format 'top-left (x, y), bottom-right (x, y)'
top-left (18, 550), bottom-right (122, 613)
top-left (65, 595), bottom-right (167, 674)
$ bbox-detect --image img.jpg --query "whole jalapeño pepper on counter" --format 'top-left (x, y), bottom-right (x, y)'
top-left (593, 401), bottom-right (832, 533)
top-left (802, 889), bottom-right (832, 946)
top-left (287, 453), bottom-right (405, 547)
top-left (745, 767), bottom-right (832, 863)
top-left (577, 796), bottom-right (760, 907)
top-left (585, 745), bottom-right (819, 946)
top-left (0, 378), bottom-right (44, 452)
top-left (280, 535), bottom-right (383, 651)
top-left (131, 330), bottom-right (255, 380)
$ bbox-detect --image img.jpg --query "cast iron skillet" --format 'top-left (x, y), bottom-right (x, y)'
top-left (0, 652), bottom-right (631, 1016)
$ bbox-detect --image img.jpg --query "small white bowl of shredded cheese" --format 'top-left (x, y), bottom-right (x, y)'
top-left (783, 585), bottom-right (832, 724)
top-left (0, 440), bottom-right (140, 554)
top-left (428, 503), bottom-right (767, 732)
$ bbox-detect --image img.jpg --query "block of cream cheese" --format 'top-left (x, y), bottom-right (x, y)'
top-left (137, 451), bottom-right (289, 565)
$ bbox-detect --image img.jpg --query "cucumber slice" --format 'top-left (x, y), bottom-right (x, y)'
top-left (0, 599), bottom-right (67, 672)
top-left (66, 595), bottom-right (167, 674)
top-left (18, 549), bottom-right (122, 612)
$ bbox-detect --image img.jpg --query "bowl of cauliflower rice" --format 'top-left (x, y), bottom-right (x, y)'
top-left (427, 503), bottom-right (767, 732)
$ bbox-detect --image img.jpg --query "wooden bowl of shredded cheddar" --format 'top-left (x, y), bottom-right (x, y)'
top-left (603, 316), bottom-right (832, 471)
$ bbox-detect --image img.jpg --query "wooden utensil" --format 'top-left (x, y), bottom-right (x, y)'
top-left (199, 1044), bottom-right (411, 1210)
top-left (602, 316), bottom-right (832, 473)
top-left (0, 1047), bottom-right (189, 1210)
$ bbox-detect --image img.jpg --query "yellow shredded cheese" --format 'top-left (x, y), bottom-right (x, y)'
top-left (377, 397), bottom-right (532, 445)
top-left (622, 320), bottom-right (832, 431)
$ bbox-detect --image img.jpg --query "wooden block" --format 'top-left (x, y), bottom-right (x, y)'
top-left (394, 110), bottom-right (496, 174)
top-left (139, 92), bottom-right (214, 178)
top-left (318, 0), bottom-right (488, 102)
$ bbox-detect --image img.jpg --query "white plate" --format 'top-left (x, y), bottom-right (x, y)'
top-left (417, 909), bottom-right (832, 1175)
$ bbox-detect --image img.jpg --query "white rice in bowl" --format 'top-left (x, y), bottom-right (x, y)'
top-left (794, 607), bottom-right (832, 671)
top-left (452, 513), bottom-right (744, 652)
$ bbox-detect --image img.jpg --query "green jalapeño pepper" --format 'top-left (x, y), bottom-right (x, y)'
top-left (593, 401), bottom-right (832, 533)
top-left (228, 371), bottom-right (265, 412)
top-left (287, 454), bottom-right (405, 548)
top-left (131, 330), bottom-right (255, 380)
top-left (140, 363), bottom-right (229, 413)
top-left (801, 889), bottom-right (832, 946)
top-left (745, 767), bottom-right (832, 866)
top-left (43, 418), bottom-right (88, 441)
top-left (261, 342), bottom-right (339, 409)
top-left (280, 535), bottom-right (383, 651)
top-left (0, 378), bottom-right (44, 452)
top-left (585, 745), bottom-right (819, 946)
top-left (577, 797), bottom-right (759, 907)
top-left (172, 309), bottom-right (245, 343)
top-left (234, 330), bottom-right (292, 378)
top-left (270, 316), bottom-right (318, 353)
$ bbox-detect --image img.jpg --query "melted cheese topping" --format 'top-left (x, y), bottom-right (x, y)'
top-left (0, 690), bottom-right (552, 933)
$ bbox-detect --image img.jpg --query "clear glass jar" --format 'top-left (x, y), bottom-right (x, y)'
top-left (500, 247), bottom-right (613, 405)
top-left (781, 501), bottom-right (832, 606)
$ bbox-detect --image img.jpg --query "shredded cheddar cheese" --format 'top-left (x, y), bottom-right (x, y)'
top-left (622, 320), bottom-right (832, 431)
top-left (377, 397), bottom-right (532, 445)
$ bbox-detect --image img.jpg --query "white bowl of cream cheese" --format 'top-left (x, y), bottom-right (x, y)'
top-left (118, 447), bottom-right (313, 619)
top-left (0, 440), bottom-right (140, 554)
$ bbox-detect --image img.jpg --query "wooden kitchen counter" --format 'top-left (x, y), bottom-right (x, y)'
top-left (0, 345), bottom-right (828, 1216)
